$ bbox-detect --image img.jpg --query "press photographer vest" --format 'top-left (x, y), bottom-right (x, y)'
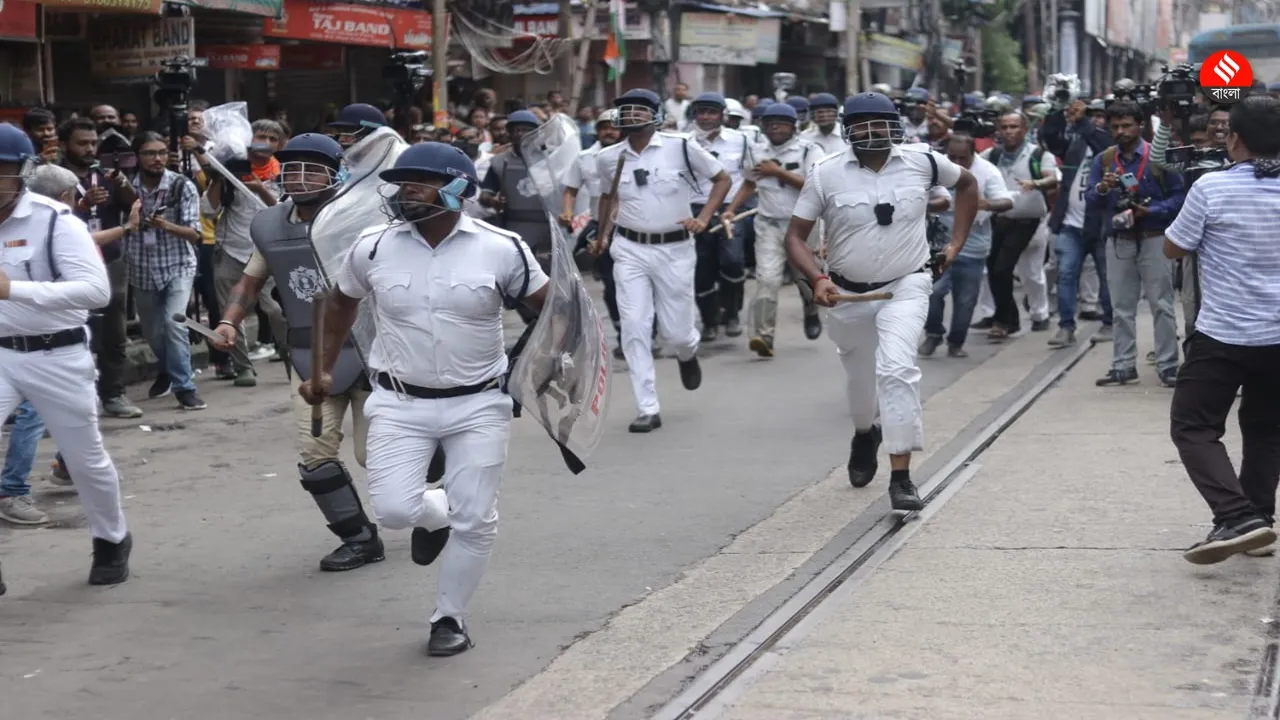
top-left (249, 200), bottom-right (366, 395)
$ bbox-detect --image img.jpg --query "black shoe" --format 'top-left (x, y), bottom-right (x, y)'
top-left (748, 336), bottom-right (774, 358)
top-left (411, 526), bottom-right (451, 567)
top-left (428, 617), bottom-right (473, 657)
top-left (919, 335), bottom-right (942, 357)
top-left (1030, 319), bottom-right (1052, 332)
top-left (0, 560), bottom-right (6, 595)
top-left (1159, 367), bottom-right (1178, 388)
top-left (89, 533), bottom-right (132, 585)
top-left (1095, 367), bottom-right (1138, 387)
top-left (847, 426), bottom-right (882, 488)
top-left (701, 326), bottom-right (719, 342)
top-left (1078, 310), bottom-right (1102, 321)
top-left (947, 345), bottom-right (969, 358)
top-left (613, 346), bottom-right (625, 360)
top-left (629, 413), bottom-right (662, 433)
top-left (678, 356), bottom-right (701, 390)
top-left (1183, 517), bottom-right (1277, 565)
top-left (723, 315), bottom-right (743, 337)
top-left (803, 312), bottom-right (822, 340)
top-left (214, 364), bottom-right (237, 381)
top-left (971, 317), bottom-right (995, 330)
top-left (319, 536), bottom-right (385, 572)
top-left (175, 389), bottom-right (207, 411)
top-left (889, 476), bottom-right (924, 511)
top-left (148, 375), bottom-right (172, 399)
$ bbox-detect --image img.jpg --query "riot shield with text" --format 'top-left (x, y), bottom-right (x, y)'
top-left (505, 115), bottom-right (612, 470)
top-left (307, 128), bottom-right (409, 360)
top-left (200, 102), bottom-right (268, 212)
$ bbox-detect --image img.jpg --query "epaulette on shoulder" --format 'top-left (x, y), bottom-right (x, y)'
top-left (473, 216), bottom-right (522, 241)
top-left (811, 150), bottom-right (845, 169)
top-left (658, 130), bottom-right (692, 140)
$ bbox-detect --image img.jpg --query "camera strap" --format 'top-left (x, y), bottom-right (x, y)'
top-left (1107, 141), bottom-right (1150, 183)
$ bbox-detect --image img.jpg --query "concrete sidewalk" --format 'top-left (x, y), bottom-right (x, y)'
top-left (717, 337), bottom-right (1279, 719)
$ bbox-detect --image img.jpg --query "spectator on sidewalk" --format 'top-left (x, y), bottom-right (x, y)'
top-left (1165, 95), bottom-right (1280, 565)
top-left (0, 401), bottom-right (73, 526)
top-left (59, 117), bottom-right (143, 419)
top-left (1085, 100), bottom-right (1185, 388)
top-left (921, 134), bottom-right (1013, 358)
top-left (127, 132), bottom-right (206, 410)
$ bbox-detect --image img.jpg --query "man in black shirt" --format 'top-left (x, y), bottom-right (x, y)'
top-left (59, 118), bottom-right (142, 419)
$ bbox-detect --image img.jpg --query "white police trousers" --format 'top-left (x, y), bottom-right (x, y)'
top-left (824, 272), bottom-right (931, 455)
top-left (0, 343), bottom-right (127, 543)
top-left (611, 234), bottom-right (700, 416)
top-left (363, 387), bottom-right (512, 623)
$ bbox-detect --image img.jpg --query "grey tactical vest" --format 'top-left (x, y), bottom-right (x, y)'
top-left (249, 200), bottom-right (366, 395)
top-left (491, 151), bottom-right (552, 266)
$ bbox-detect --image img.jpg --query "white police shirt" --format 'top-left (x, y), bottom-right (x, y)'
top-left (0, 191), bottom-right (110, 337)
top-left (801, 126), bottom-right (846, 158)
top-left (793, 143), bottom-right (963, 284)
top-left (691, 126), bottom-right (749, 206)
top-left (337, 214), bottom-right (548, 389)
top-left (564, 141), bottom-right (605, 217)
top-left (596, 131), bottom-right (723, 235)
top-left (744, 136), bottom-right (817, 220)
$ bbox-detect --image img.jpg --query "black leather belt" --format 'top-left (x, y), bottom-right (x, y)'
top-left (376, 372), bottom-right (500, 399)
top-left (0, 327), bottom-right (87, 353)
top-left (616, 226), bottom-right (688, 245)
top-left (830, 269), bottom-right (926, 295)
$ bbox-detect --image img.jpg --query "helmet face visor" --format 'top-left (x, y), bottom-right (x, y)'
top-left (615, 103), bottom-right (657, 129)
top-left (0, 159), bottom-right (32, 210)
top-left (281, 160), bottom-right (340, 201)
top-left (844, 115), bottom-right (906, 150)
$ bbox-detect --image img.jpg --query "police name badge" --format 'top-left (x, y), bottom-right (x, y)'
top-left (88, 217), bottom-right (102, 233)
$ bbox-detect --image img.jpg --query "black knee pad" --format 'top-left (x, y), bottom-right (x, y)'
top-left (299, 460), bottom-right (369, 539)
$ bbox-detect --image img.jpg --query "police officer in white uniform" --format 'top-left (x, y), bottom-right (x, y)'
top-left (594, 88), bottom-right (731, 433)
top-left (722, 102), bottom-right (817, 356)
top-left (801, 93), bottom-right (847, 158)
top-left (0, 124), bottom-right (131, 585)
top-left (301, 142), bottom-right (546, 656)
top-left (785, 94), bottom-right (980, 510)
top-left (688, 92), bottom-right (751, 341)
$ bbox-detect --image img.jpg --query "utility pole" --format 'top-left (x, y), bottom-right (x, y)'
top-left (567, 0), bottom-right (599, 114)
top-left (845, 0), bottom-right (860, 96)
top-left (1023, 0), bottom-right (1040, 91)
top-left (558, 0), bottom-right (574, 110)
top-left (432, 0), bottom-right (448, 127)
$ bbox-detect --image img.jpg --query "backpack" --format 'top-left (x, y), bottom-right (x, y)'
top-left (1099, 146), bottom-right (1169, 196)
top-left (988, 144), bottom-right (1059, 203)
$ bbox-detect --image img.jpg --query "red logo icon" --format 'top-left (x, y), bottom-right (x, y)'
top-left (1198, 50), bottom-right (1254, 103)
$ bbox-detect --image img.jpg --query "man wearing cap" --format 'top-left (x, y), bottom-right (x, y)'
top-left (328, 103), bottom-right (389, 150)
top-left (785, 96), bottom-right (811, 131)
top-left (480, 110), bottom-right (551, 280)
top-left (784, 93), bottom-right (979, 511)
top-left (802, 93), bottom-right (847, 158)
top-left (594, 88), bottom-right (731, 433)
top-left (688, 92), bottom-right (751, 341)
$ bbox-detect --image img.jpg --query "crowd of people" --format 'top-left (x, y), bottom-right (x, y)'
top-left (0, 75), bottom-right (1277, 637)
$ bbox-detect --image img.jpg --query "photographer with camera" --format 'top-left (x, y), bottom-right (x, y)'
top-left (1163, 95), bottom-right (1280, 564)
top-left (1040, 88), bottom-right (1117, 348)
top-left (1085, 100), bottom-right (1185, 388)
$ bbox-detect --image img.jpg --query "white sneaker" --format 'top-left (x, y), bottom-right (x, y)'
top-left (249, 343), bottom-right (276, 362)
top-left (0, 495), bottom-right (49, 525)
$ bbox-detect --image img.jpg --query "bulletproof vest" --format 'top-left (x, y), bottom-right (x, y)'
top-left (492, 151), bottom-right (552, 254)
top-left (249, 201), bottom-right (366, 395)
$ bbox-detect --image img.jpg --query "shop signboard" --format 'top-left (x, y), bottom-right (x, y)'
top-left (90, 16), bottom-right (196, 79)
top-left (0, 0), bottom-right (39, 40)
top-left (39, 0), bottom-right (163, 12)
top-left (200, 43), bottom-right (282, 69)
top-left (171, 0), bottom-right (283, 17)
top-left (279, 43), bottom-right (345, 70)
top-left (263, 0), bottom-right (442, 50)
top-left (678, 12), bottom-right (760, 67)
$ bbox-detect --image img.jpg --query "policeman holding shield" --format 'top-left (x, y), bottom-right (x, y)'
top-left (300, 142), bottom-right (547, 656)
top-left (785, 93), bottom-right (980, 510)
top-left (480, 110), bottom-right (553, 276)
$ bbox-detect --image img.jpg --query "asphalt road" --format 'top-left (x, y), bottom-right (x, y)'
top-left (0, 283), bottom-right (1023, 720)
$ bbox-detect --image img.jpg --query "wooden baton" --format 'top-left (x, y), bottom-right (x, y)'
top-left (830, 291), bottom-right (894, 303)
top-left (309, 291), bottom-right (326, 438)
top-left (591, 153), bottom-right (628, 255)
top-left (710, 207), bottom-right (760, 233)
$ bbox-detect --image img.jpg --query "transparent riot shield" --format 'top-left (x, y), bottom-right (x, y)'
top-left (505, 115), bottom-right (613, 469)
top-left (307, 127), bottom-right (409, 360)
top-left (200, 102), bottom-right (268, 212)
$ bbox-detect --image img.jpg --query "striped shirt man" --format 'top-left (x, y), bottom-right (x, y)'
top-left (124, 169), bottom-right (200, 291)
top-left (1165, 163), bottom-right (1280, 346)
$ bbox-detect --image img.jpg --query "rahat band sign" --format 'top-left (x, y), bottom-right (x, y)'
top-left (1199, 50), bottom-right (1254, 103)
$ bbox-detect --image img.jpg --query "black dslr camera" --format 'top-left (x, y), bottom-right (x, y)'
top-left (1156, 63), bottom-right (1201, 119)
top-left (384, 50), bottom-right (429, 100)
top-left (953, 107), bottom-right (997, 138)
